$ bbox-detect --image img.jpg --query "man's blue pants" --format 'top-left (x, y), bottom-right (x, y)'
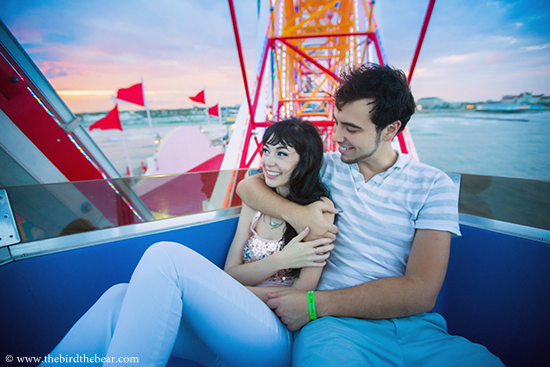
top-left (293, 313), bottom-right (504, 366)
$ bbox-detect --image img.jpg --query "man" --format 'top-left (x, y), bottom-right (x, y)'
top-left (236, 64), bottom-right (503, 366)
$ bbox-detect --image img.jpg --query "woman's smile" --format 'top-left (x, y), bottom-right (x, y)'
top-left (264, 169), bottom-right (282, 178)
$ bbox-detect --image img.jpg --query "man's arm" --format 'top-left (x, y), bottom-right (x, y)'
top-left (267, 229), bottom-right (451, 331)
top-left (236, 173), bottom-right (338, 240)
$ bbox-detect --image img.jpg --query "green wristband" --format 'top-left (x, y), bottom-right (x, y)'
top-left (307, 291), bottom-right (317, 320)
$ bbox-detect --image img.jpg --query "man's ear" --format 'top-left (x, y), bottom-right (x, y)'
top-left (382, 120), bottom-right (402, 141)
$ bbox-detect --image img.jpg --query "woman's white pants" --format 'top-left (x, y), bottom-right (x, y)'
top-left (43, 242), bottom-right (292, 367)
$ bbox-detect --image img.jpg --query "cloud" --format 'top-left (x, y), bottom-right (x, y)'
top-left (494, 36), bottom-right (518, 44)
top-left (2, 0), bottom-right (549, 112)
top-left (434, 54), bottom-right (476, 64)
top-left (45, 69), bottom-right (68, 78)
top-left (40, 60), bottom-right (72, 78)
top-left (525, 43), bottom-right (550, 51)
top-left (407, 68), bottom-right (434, 78)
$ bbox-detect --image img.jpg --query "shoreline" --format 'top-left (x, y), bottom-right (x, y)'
top-left (88, 111), bottom-right (550, 182)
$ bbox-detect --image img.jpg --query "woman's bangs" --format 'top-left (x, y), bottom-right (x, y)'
top-left (263, 128), bottom-right (294, 150)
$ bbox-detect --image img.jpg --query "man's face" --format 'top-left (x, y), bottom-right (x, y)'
top-left (332, 98), bottom-right (382, 165)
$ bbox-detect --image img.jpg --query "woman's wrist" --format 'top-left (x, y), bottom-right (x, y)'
top-left (263, 251), bottom-right (286, 273)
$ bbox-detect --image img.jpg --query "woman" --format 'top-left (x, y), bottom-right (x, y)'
top-left (43, 118), bottom-right (334, 367)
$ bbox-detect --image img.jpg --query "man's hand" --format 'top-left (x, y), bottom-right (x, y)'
top-left (289, 197), bottom-right (338, 241)
top-left (266, 289), bottom-right (311, 331)
top-left (237, 174), bottom-right (338, 240)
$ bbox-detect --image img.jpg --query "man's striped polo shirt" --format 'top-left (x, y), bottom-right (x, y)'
top-left (317, 152), bottom-right (461, 291)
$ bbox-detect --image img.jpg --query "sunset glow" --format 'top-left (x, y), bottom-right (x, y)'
top-left (1, 0), bottom-right (549, 113)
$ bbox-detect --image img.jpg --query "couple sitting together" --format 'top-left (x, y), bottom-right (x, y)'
top-left (43, 64), bottom-right (503, 366)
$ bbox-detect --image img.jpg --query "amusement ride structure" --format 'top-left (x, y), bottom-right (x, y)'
top-left (0, 1), bottom-right (548, 366)
top-left (225, 0), bottom-right (424, 171)
top-left (211, 0), bottom-right (429, 211)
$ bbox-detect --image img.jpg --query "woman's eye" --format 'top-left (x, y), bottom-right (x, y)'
top-left (262, 148), bottom-right (269, 154)
top-left (277, 151), bottom-right (288, 157)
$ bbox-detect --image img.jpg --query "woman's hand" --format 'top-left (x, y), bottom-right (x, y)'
top-left (274, 227), bottom-right (334, 269)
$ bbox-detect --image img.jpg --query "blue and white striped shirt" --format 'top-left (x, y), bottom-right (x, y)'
top-left (317, 152), bottom-right (460, 291)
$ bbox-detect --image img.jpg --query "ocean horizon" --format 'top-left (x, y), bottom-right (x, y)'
top-left (88, 110), bottom-right (550, 182)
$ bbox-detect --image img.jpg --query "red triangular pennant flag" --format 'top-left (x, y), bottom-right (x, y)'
top-left (117, 83), bottom-right (144, 106)
top-left (89, 105), bottom-right (122, 131)
top-left (189, 90), bottom-right (206, 104)
top-left (208, 103), bottom-right (219, 117)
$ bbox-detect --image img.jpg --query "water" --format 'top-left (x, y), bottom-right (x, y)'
top-left (89, 112), bottom-right (550, 182)
top-left (407, 111), bottom-right (550, 182)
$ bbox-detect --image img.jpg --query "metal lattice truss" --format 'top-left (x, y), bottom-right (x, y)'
top-left (229, 0), bottom-right (426, 168)
top-left (267, 0), bottom-right (383, 125)
top-left (232, 0), bottom-right (386, 168)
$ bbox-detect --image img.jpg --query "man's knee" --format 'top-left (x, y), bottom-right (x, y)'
top-left (399, 314), bottom-right (505, 367)
top-left (420, 336), bottom-right (505, 367)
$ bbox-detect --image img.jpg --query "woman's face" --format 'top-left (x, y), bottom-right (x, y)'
top-left (261, 141), bottom-right (300, 197)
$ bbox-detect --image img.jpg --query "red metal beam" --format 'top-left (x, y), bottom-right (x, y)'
top-left (408, 0), bottom-right (436, 84)
top-left (397, 133), bottom-right (409, 154)
top-left (0, 56), bottom-right (103, 182)
top-left (245, 143), bottom-right (263, 168)
top-left (272, 31), bottom-right (371, 41)
top-left (239, 117), bottom-right (254, 167)
top-left (251, 38), bottom-right (274, 124)
top-left (227, 0), bottom-right (255, 122)
top-left (254, 120), bottom-right (334, 128)
top-left (368, 32), bottom-right (385, 65)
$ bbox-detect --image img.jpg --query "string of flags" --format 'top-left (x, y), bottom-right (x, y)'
top-left (89, 85), bottom-right (222, 176)
top-left (91, 87), bottom-right (221, 131)
top-left (89, 82), bottom-right (153, 176)
top-left (189, 89), bottom-right (221, 118)
top-left (89, 83), bottom-right (146, 131)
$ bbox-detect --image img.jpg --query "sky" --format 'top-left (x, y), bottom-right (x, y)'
top-left (1, 0), bottom-right (549, 113)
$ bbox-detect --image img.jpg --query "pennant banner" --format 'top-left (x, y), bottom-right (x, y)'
top-left (189, 90), bottom-right (206, 104)
top-left (208, 103), bottom-right (219, 117)
top-left (117, 83), bottom-right (144, 106)
top-left (89, 105), bottom-right (122, 131)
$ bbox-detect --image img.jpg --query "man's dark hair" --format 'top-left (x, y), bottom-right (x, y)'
top-left (334, 64), bottom-right (416, 133)
top-left (262, 118), bottom-right (329, 250)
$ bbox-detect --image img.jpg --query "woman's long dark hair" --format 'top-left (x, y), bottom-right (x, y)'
top-left (262, 118), bottom-right (329, 248)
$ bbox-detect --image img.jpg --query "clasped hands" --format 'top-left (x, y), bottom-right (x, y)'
top-left (267, 289), bottom-right (313, 331)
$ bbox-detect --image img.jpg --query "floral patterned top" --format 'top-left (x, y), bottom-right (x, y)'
top-left (242, 212), bottom-right (296, 287)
